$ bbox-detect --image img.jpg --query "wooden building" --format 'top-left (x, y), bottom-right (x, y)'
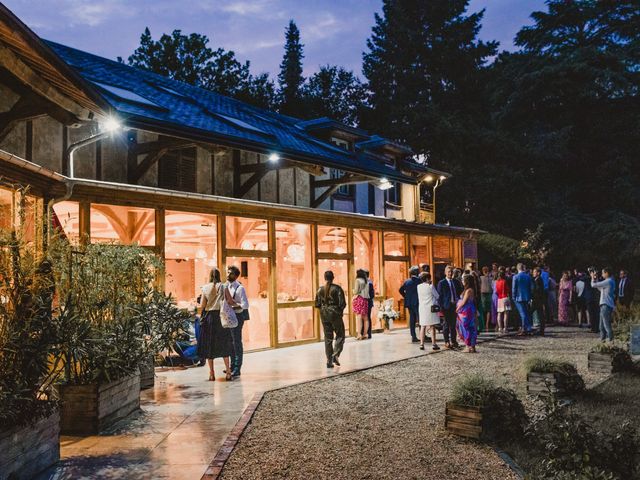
top-left (0, 5), bottom-right (479, 349)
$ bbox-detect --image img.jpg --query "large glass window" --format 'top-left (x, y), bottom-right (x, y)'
top-left (225, 216), bottom-right (268, 251)
top-left (90, 204), bottom-right (155, 245)
top-left (165, 211), bottom-right (217, 310)
top-left (276, 222), bottom-right (312, 303)
top-left (225, 255), bottom-right (271, 350)
top-left (277, 307), bottom-right (314, 344)
top-left (384, 260), bottom-right (408, 329)
top-left (384, 231), bottom-right (405, 257)
top-left (410, 235), bottom-right (430, 270)
top-left (317, 225), bottom-right (347, 254)
top-left (354, 229), bottom-right (381, 330)
top-left (52, 201), bottom-right (80, 244)
top-left (0, 187), bottom-right (13, 230)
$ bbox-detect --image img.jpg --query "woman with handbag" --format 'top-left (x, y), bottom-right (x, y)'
top-left (417, 272), bottom-right (441, 351)
top-left (199, 268), bottom-right (235, 382)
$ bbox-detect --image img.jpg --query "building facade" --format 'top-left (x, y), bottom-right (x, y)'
top-left (0, 5), bottom-right (479, 350)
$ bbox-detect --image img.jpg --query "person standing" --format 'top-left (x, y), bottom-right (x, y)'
top-left (363, 269), bottom-right (374, 339)
top-left (531, 267), bottom-right (546, 335)
top-left (617, 270), bottom-right (634, 308)
top-left (547, 273), bottom-right (558, 324)
top-left (437, 265), bottom-right (462, 349)
top-left (558, 271), bottom-right (573, 326)
top-left (495, 270), bottom-right (510, 333)
top-left (315, 271), bottom-right (347, 367)
top-left (575, 273), bottom-right (588, 327)
top-left (456, 275), bottom-right (478, 353)
top-left (479, 266), bottom-right (493, 332)
top-left (417, 272), bottom-right (440, 351)
top-left (400, 266), bottom-right (422, 343)
top-left (199, 268), bottom-right (234, 381)
top-left (353, 269), bottom-right (370, 341)
top-left (512, 263), bottom-right (533, 335)
top-left (226, 265), bottom-right (249, 378)
top-left (540, 265), bottom-right (551, 326)
top-left (591, 268), bottom-right (616, 342)
top-left (585, 268), bottom-right (600, 333)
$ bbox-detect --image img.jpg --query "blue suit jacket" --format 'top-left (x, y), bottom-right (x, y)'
top-left (437, 278), bottom-right (463, 311)
top-left (399, 276), bottom-right (421, 309)
top-left (512, 272), bottom-right (533, 302)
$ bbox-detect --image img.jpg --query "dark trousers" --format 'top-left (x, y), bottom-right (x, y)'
top-left (587, 302), bottom-right (600, 333)
top-left (322, 316), bottom-right (345, 361)
top-left (230, 318), bottom-right (244, 374)
top-left (408, 306), bottom-right (419, 340)
top-left (442, 307), bottom-right (458, 345)
top-left (542, 291), bottom-right (551, 325)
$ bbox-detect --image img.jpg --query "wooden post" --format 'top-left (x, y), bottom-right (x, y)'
top-left (78, 200), bottom-right (90, 246)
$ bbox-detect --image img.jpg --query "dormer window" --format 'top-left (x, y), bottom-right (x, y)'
top-left (330, 137), bottom-right (351, 151)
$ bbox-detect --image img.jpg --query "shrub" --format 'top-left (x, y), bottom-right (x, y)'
top-left (523, 355), bottom-right (585, 393)
top-left (450, 374), bottom-right (528, 442)
top-left (612, 304), bottom-right (640, 343)
top-left (527, 398), bottom-right (639, 480)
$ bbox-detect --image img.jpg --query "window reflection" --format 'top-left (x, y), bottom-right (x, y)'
top-left (90, 204), bottom-right (155, 245)
top-left (276, 222), bottom-right (312, 302)
top-left (165, 211), bottom-right (217, 310)
top-left (318, 225), bottom-right (347, 254)
top-left (226, 216), bottom-right (268, 251)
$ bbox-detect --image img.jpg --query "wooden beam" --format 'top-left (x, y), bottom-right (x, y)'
top-left (311, 184), bottom-right (341, 208)
top-left (129, 147), bottom-right (170, 183)
top-left (237, 163), bottom-right (272, 198)
top-left (0, 44), bottom-right (91, 120)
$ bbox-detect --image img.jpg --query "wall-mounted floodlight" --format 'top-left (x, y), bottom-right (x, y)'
top-left (378, 177), bottom-right (394, 190)
top-left (268, 153), bottom-right (280, 162)
top-left (101, 117), bottom-right (122, 133)
top-left (68, 116), bottom-right (123, 178)
top-left (424, 175), bottom-right (434, 183)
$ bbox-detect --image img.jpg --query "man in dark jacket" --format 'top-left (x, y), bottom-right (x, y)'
top-left (617, 270), bottom-right (634, 308)
top-left (531, 267), bottom-right (546, 335)
top-left (400, 266), bottom-right (422, 342)
top-left (437, 265), bottom-right (463, 348)
top-left (315, 270), bottom-right (347, 368)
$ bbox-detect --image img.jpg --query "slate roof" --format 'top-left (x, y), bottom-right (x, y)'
top-left (46, 41), bottom-right (418, 184)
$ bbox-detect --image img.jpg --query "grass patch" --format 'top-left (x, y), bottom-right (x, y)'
top-left (523, 355), bottom-right (578, 376)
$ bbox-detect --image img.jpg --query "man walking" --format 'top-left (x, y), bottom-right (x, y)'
top-left (512, 263), bottom-right (533, 335)
top-left (437, 265), bottom-right (462, 349)
top-left (617, 270), bottom-right (634, 308)
top-left (591, 268), bottom-right (616, 342)
top-left (227, 265), bottom-right (249, 377)
top-left (400, 266), bottom-right (421, 342)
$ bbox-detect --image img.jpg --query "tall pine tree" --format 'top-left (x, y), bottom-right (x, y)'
top-left (278, 20), bottom-right (305, 117)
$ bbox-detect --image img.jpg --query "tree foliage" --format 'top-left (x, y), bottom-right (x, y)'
top-left (278, 20), bottom-right (305, 116)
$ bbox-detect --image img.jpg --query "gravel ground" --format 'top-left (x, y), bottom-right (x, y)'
top-left (220, 327), bottom-right (606, 480)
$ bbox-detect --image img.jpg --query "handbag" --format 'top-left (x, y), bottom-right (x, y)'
top-left (431, 304), bottom-right (441, 313)
top-left (220, 300), bottom-right (239, 329)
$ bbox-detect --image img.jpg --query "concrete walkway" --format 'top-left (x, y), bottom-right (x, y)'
top-left (39, 330), bottom-right (499, 479)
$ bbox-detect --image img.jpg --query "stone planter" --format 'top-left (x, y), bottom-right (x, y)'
top-left (139, 356), bottom-right (155, 390)
top-left (56, 371), bottom-right (140, 435)
top-left (0, 409), bottom-right (60, 480)
top-left (527, 372), bottom-right (573, 397)
top-left (445, 402), bottom-right (483, 439)
top-left (588, 351), bottom-right (631, 374)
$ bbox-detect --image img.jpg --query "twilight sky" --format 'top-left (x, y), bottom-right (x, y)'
top-left (5, 0), bottom-right (546, 78)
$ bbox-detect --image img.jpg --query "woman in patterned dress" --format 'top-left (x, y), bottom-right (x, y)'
top-left (456, 275), bottom-right (478, 353)
top-left (353, 269), bottom-right (370, 340)
top-left (558, 271), bottom-right (573, 326)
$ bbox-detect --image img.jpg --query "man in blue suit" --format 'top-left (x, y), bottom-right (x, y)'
top-left (399, 266), bottom-right (421, 342)
top-left (437, 265), bottom-right (463, 348)
top-left (512, 263), bottom-right (533, 334)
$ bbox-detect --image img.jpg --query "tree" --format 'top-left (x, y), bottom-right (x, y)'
top-left (302, 65), bottom-right (366, 125)
top-left (278, 20), bottom-right (305, 116)
top-left (126, 28), bottom-right (276, 108)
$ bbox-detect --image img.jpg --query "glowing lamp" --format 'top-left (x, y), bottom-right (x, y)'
top-left (268, 153), bottom-right (280, 162)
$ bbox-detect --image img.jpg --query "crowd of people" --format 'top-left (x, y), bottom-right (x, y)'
top-left (194, 262), bottom-right (634, 377)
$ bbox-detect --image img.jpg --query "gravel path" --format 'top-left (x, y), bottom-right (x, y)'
top-left (220, 328), bottom-right (606, 480)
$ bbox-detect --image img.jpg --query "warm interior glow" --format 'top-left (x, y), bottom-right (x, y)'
top-left (318, 225), bottom-right (347, 253)
top-left (354, 229), bottom-right (381, 330)
top-left (384, 260), bottom-right (408, 329)
top-left (90, 204), bottom-right (155, 245)
top-left (384, 231), bottom-right (406, 256)
top-left (226, 216), bottom-right (268, 250)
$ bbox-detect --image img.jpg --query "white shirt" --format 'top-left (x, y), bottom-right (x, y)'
top-left (227, 280), bottom-right (249, 309)
top-left (576, 280), bottom-right (585, 297)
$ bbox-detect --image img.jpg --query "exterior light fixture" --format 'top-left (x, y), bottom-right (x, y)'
top-left (268, 153), bottom-right (280, 162)
top-left (378, 177), bottom-right (394, 190)
top-left (425, 175), bottom-right (434, 183)
top-left (101, 117), bottom-right (122, 132)
top-left (68, 116), bottom-right (123, 178)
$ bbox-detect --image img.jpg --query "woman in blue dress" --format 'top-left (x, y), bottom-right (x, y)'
top-left (456, 275), bottom-right (478, 353)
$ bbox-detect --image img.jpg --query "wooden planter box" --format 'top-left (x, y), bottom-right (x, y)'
top-left (445, 402), bottom-right (484, 439)
top-left (588, 352), bottom-right (630, 374)
top-left (139, 356), bottom-right (155, 390)
top-left (527, 372), bottom-right (571, 397)
top-left (0, 410), bottom-right (60, 480)
top-left (56, 371), bottom-right (140, 435)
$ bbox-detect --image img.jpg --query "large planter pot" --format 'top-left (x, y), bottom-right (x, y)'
top-left (56, 371), bottom-right (140, 435)
top-left (139, 356), bottom-right (155, 390)
top-left (445, 402), bottom-right (483, 439)
top-left (527, 371), bottom-right (580, 398)
top-left (0, 410), bottom-right (60, 480)
top-left (588, 351), bottom-right (631, 374)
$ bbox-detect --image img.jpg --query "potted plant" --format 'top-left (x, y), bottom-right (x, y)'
top-left (446, 374), bottom-right (527, 441)
top-left (50, 242), bottom-right (162, 435)
top-left (377, 298), bottom-right (399, 332)
top-left (588, 341), bottom-right (632, 374)
top-left (0, 204), bottom-right (60, 478)
top-left (524, 356), bottom-right (585, 398)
